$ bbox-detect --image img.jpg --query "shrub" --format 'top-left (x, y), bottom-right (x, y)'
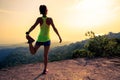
top-left (85, 35), bottom-right (120, 57)
top-left (72, 49), bottom-right (95, 58)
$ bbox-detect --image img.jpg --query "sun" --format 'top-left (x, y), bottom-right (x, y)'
top-left (66, 0), bottom-right (114, 27)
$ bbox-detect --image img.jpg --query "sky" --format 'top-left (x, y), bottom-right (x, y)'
top-left (0, 0), bottom-right (120, 44)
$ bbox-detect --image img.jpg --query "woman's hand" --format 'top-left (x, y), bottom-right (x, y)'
top-left (59, 38), bottom-right (62, 43)
top-left (26, 32), bottom-right (29, 35)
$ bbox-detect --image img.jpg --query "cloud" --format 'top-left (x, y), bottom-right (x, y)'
top-left (0, 9), bottom-right (29, 15)
top-left (0, 9), bottom-right (17, 14)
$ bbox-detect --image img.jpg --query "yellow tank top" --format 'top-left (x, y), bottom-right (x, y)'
top-left (37, 17), bottom-right (50, 42)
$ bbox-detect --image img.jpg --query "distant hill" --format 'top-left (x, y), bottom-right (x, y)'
top-left (107, 32), bottom-right (120, 38)
top-left (0, 41), bottom-right (70, 62)
top-left (0, 48), bottom-right (14, 62)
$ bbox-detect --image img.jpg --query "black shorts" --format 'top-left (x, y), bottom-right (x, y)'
top-left (35, 40), bottom-right (51, 46)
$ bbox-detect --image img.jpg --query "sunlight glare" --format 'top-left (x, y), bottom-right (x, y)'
top-left (67, 0), bottom-right (114, 27)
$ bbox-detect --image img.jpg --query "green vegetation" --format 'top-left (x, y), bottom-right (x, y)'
top-left (72, 32), bottom-right (120, 58)
top-left (72, 49), bottom-right (94, 58)
top-left (85, 36), bottom-right (120, 57)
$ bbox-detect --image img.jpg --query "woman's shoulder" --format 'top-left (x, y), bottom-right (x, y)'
top-left (37, 17), bottom-right (42, 20)
top-left (46, 17), bottom-right (53, 22)
top-left (35, 17), bottom-right (41, 20)
top-left (47, 17), bottom-right (52, 20)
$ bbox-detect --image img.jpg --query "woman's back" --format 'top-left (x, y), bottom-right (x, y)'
top-left (37, 17), bottom-right (50, 42)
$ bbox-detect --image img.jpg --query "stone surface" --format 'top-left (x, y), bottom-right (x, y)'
top-left (0, 58), bottom-right (120, 80)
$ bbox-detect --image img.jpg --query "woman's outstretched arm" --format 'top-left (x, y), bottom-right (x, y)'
top-left (50, 18), bottom-right (62, 43)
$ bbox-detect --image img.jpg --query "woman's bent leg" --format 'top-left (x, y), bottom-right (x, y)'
top-left (29, 43), bottom-right (40, 55)
top-left (26, 35), bottom-right (40, 55)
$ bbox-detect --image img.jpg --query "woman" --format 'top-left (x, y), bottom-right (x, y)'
top-left (26, 5), bottom-right (62, 74)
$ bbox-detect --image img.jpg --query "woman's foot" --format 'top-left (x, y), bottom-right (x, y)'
top-left (42, 69), bottom-right (48, 74)
top-left (26, 35), bottom-right (35, 43)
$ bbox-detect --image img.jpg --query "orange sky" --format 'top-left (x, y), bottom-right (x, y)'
top-left (0, 0), bottom-right (120, 44)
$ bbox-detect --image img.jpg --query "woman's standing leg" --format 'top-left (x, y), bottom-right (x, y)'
top-left (43, 46), bottom-right (50, 73)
